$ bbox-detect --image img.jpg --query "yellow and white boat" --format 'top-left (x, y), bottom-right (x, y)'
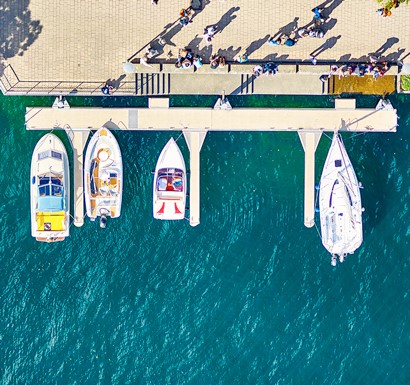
top-left (30, 134), bottom-right (70, 242)
top-left (84, 128), bottom-right (122, 228)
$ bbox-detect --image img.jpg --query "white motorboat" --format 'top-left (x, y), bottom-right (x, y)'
top-left (153, 138), bottom-right (187, 220)
top-left (319, 133), bottom-right (363, 265)
top-left (84, 127), bottom-right (122, 227)
top-left (30, 134), bottom-right (70, 242)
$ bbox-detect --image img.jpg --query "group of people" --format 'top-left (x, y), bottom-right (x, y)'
top-left (252, 62), bottom-right (278, 77)
top-left (137, 4), bottom-right (396, 80)
top-left (175, 49), bottom-right (205, 70)
top-left (319, 59), bottom-right (391, 83)
top-left (267, 7), bottom-right (327, 49)
top-left (210, 54), bottom-right (226, 69)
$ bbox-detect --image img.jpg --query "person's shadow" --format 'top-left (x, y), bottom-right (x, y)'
top-left (205, 7), bottom-right (240, 35)
top-left (369, 37), bottom-right (400, 58)
top-left (245, 35), bottom-right (270, 57)
top-left (310, 35), bottom-right (341, 57)
top-left (216, 46), bottom-right (242, 61)
top-left (321, 18), bottom-right (337, 36)
top-left (271, 17), bottom-right (299, 39)
top-left (316, 0), bottom-right (344, 18)
top-left (383, 48), bottom-right (406, 62)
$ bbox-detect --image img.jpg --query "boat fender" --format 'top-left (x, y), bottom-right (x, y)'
top-left (100, 214), bottom-right (107, 229)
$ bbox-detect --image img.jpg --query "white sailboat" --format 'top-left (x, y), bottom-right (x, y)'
top-left (84, 127), bottom-right (123, 227)
top-left (30, 134), bottom-right (70, 242)
top-left (319, 132), bottom-right (363, 266)
top-left (153, 138), bottom-right (187, 220)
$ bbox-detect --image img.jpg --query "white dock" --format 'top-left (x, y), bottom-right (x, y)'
top-left (183, 132), bottom-right (207, 227)
top-left (26, 98), bottom-right (397, 228)
top-left (298, 132), bottom-right (322, 228)
top-left (64, 129), bottom-right (89, 227)
top-left (25, 104), bottom-right (397, 132)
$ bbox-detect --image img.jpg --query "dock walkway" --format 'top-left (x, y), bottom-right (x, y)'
top-left (26, 99), bottom-right (397, 228)
top-left (26, 104), bottom-right (397, 133)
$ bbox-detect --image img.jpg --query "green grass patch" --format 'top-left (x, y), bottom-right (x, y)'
top-left (401, 75), bottom-right (410, 91)
top-left (376, 0), bottom-right (408, 11)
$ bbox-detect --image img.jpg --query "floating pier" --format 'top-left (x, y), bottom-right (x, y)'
top-left (26, 98), bottom-right (397, 228)
top-left (65, 129), bottom-right (89, 227)
top-left (183, 132), bottom-right (207, 227)
top-left (298, 132), bottom-right (322, 228)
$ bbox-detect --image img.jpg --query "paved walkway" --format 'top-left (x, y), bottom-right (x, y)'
top-left (1, 0), bottom-right (409, 93)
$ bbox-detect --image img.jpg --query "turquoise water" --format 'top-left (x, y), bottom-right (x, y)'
top-left (0, 94), bottom-right (409, 384)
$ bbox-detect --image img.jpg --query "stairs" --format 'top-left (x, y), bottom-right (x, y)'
top-left (240, 74), bottom-right (255, 94)
top-left (135, 73), bottom-right (170, 95)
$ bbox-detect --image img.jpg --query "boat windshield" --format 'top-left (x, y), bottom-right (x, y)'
top-left (38, 150), bottom-right (62, 160)
top-left (38, 176), bottom-right (64, 197)
top-left (157, 168), bottom-right (184, 192)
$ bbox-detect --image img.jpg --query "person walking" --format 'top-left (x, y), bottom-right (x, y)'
top-left (312, 7), bottom-right (325, 22)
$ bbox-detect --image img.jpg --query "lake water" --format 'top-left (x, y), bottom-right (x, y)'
top-left (0, 93), bottom-right (409, 384)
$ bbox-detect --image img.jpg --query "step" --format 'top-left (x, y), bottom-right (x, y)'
top-left (240, 74), bottom-right (254, 94)
top-left (135, 73), bottom-right (170, 95)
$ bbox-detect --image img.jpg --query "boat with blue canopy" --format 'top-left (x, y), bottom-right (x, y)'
top-left (30, 134), bottom-right (70, 242)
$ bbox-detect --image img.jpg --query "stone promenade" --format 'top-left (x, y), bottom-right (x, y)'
top-left (0, 0), bottom-right (409, 94)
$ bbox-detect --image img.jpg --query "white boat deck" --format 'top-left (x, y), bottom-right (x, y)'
top-left (27, 99), bottom-right (397, 228)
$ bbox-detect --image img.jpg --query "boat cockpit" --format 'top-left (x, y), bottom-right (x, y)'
top-left (157, 168), bottom-right (184, 192)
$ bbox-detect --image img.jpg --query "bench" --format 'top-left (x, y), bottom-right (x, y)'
top-left (195, 65), bottom-right (229, 74)
top-left (297, 65), bottom-right (330, 74)
top-left (161, 63), bottom-right (194, 73)
top-left (228, 64), bottom-right (256, 74)
top-left (277, 65), bottom-right (297, 74)
top-left (133, 63), bottom-right (161, 73)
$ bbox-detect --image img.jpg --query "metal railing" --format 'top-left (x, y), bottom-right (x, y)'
top-left (0, 64), bottom-right (136, 96)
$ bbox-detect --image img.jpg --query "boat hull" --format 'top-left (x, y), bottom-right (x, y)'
top-left (319, 133), bottom-right (363, 257)
top-left (84, 128), bottom-right (123, 221)
top-left (30, 134), bottom-right (70, 242)
top-left (153, 138), bottom-right (187, 220)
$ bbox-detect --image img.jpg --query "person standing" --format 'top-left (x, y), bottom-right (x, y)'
top-left (312, 7), bottom-right (325, 22)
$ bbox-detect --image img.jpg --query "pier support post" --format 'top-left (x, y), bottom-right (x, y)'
top-left (65, 129), bottom-right (89, 227)
top-left (183, 131), bottom-right (207, 227)
top-left (298, 132), bottom-right (322, 228)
